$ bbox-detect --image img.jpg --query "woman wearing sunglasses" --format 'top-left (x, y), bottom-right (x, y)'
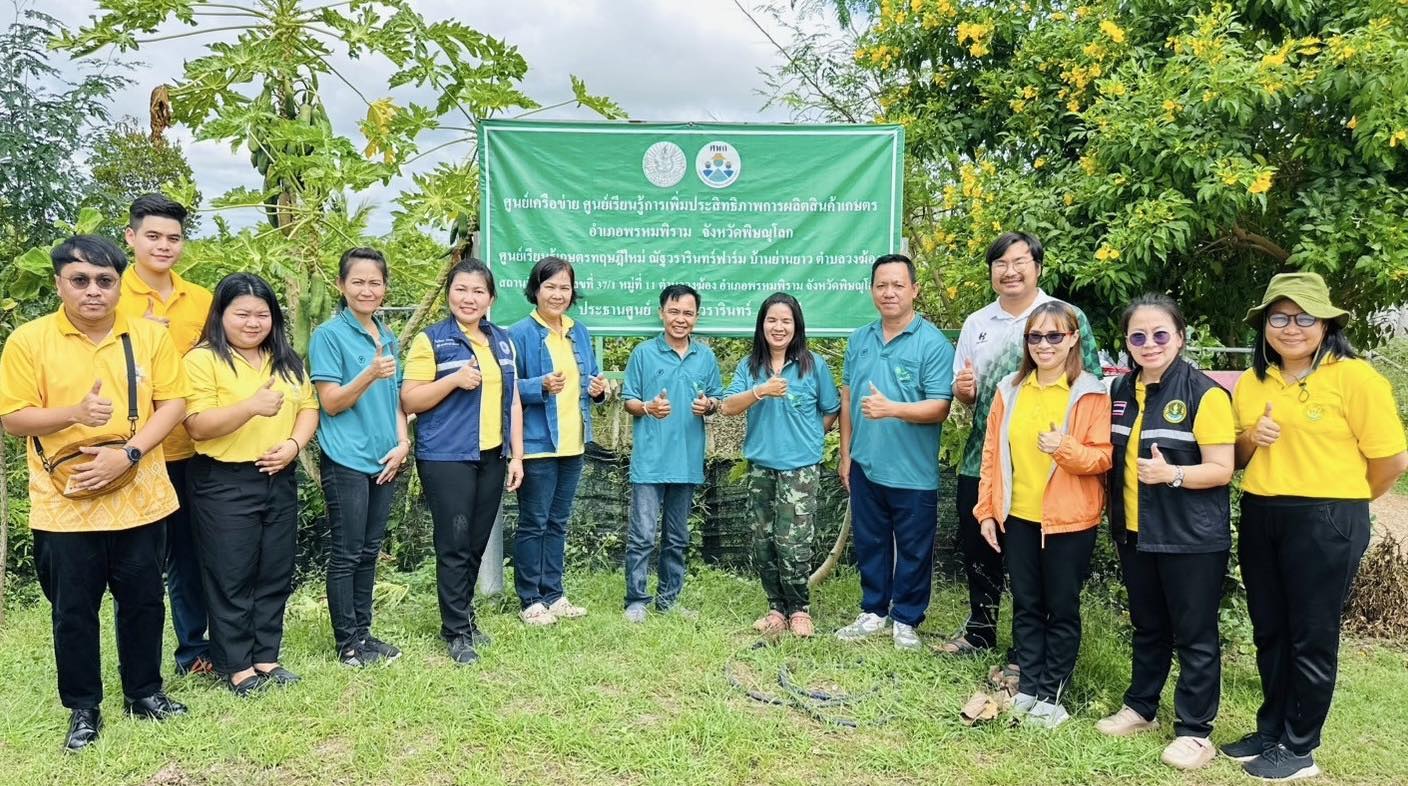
top-left (1095, 294), bottom-right (1234, 771)
top-left (1223, 273), bottom-right (1406, 781)
top-left (974, 301), bottom-right (1111, 728)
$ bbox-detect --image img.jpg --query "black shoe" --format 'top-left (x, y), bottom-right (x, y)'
top-left (64, 708), bottom-right (101, 752)
top-left (363, 635), bottom-right (402, 662)
top-left (468, 622), bottom-right (492, 648)
top-left (1222, 731), bottom-right (1275, 762)
top-left (227, 672), bottom-right (268, 697)
top-left (1243, 745), bottom-right (1320, 781)
top-left (124, 691), bottom-right (188, 720)
top-left (255, 665), bottom-right (301, 685)
top-left (340, 642), bottom-right (384, 668)
top-left (448, 635), bottom-right (479, 665)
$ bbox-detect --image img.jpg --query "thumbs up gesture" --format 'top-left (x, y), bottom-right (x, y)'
top-left (142, 298), bottom-right (170, 327)
top-left (246, 377), bottom-right (285, 417)
top-left (453, 357), bottom-right (482, 391)
top-left (542, 370), bottom-right (567, 395)
top-left (1037, 421), bottom-right (1064, 454)
top-left (860, 381), bottom-right (892, 420)
top-left (587, 373), bottom-right (608, 398)
top-left (1252, 402), bottom-right (1280, 448)
top-left (1137, 442), bottom-right (1176, 484)
top-left (756, 374), bottom-right (788, 399)
top-left (647, 388), bottom-right (671, 419)
top-left (74, 379), bottom-right (114, 427)
top-left (954, 358), bottom-right (976, 402)
top-left (691, 388), bottom-right (715, 416)
top-left (367, 341), bottom-right (397, 380)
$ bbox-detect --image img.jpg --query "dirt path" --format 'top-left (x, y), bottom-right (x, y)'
top-left (1371, 490), bottom-right (1408, 546)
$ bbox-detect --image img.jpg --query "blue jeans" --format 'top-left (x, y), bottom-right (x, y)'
top-left (166, 459), bottom-right (210, 670)
top-left (849, 463), bottom-right (938, 628)
top-left (321, 455), bottom-right (396, 652)
top-left (514, 455), bottom-right (585, 608)
top-left (624, 483), bottom-right (694, 609)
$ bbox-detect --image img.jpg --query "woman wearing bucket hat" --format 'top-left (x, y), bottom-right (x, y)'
top-left (1095, 294), bottom-right (1235, 771)
top-left (1225, 272), bottom-right (1407, 781)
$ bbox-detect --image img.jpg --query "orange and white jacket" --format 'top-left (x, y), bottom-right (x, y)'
top-left (973, 370), bottom-right (1113, 539)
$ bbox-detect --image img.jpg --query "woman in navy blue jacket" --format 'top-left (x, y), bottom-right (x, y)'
top-left (508, 257), bottom-right (608, 625)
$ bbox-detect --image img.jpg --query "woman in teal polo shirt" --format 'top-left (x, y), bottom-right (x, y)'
top-left (308, 248), bottom-right (409, 668)
top-left (721, 293), bottom-right (839, 637)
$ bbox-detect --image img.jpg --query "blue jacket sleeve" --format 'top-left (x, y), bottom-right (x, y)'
top-left (511, 321), bottom-right (548, 405)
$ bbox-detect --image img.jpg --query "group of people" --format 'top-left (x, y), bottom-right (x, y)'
top-left (0, 200), bottom-right (1402, 782)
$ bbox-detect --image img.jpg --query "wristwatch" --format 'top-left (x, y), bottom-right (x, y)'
top-left (123, 445), bottom-right (143, 465)
top-left (1168, 465), bottom-right (1185, 488)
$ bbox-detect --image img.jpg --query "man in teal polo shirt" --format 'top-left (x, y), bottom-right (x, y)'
top-left (837, 254), bottom-right (954, 650)
top-left (621, 284), bottom-right (723, 622)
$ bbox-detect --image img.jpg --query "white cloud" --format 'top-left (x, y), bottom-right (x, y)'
top-left (48, 0), bottom-right (801, 236)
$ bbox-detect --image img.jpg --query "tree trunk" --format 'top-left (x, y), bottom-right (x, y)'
top-left (1230, 225), bottom-right (1290, 263)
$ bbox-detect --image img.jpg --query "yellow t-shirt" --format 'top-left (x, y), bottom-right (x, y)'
top-left (1122, 382), bottom-right (1236, 531)
top-left (405, 326), bottom-right (504, 451)
top-left (1008, 373), bottom-right (1070, 522)
top-left (1234, 357), bottom-right (1407, 499)
top-left (184, 347), bottom-right (318, 462)
top-left (526, 311), bottom-right (584, 459)
top-left (118, 267), bottom-right (213, 461)
top-left (0, 309), bottom-right (189, 532)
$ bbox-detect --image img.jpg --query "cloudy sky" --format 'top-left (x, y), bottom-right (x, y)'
top-left (45, 0), bottom-right (827, 235)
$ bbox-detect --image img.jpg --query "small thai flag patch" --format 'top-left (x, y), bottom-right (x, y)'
top-left (1112, 400), bottom-right (1127, 418)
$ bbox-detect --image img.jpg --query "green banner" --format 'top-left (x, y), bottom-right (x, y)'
top-left (479, 120), bottom-right (904, 335)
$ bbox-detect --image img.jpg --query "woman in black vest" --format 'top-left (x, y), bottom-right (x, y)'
top-left (1095, 294), bottom-right (1235, 771)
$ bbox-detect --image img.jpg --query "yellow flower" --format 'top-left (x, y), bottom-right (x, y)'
top-left (991, 220), bottom-right (1003, 231)
top-left (912, 0), bottom-right (924, 12)
top-left (1067, 98), bottom-right (1081, 113)
top-left (1391, 129), bottom-right (1408, 148)
top-left (1162, 99), bottom-right (1180, 113)
top-left (1103, 81), bottom-right (1127, 96)
top-left (1347, 115), bottom-right (1358, 130)
top-left (1261, 52), bottom-right (1286, 68)
top-left (1023, 85), bottom-right (1038, 99)
top-left (970, 41), bottom-right (990, 57)
top-left (1095, 245), bottom-right (1120, 261)
top-left (1063, 192), bottom-right (1075, 206)
top-left (1248, 171), bottom-right (1273, 194)
top-left (1034, 157), bottom-right (1047, 169)
top-left (946, 285), bottom-right (959, 300)
top-left (1080, 154), bottom-right (1098, 175)
top-left (1202, 90), bottom-right (1215, 103)
top-left (1099, 20), bottom-right (1126, 44)
top-left (1010, 98), bottom-right (1028, 113)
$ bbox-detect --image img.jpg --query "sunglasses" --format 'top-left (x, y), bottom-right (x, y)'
top-left (1267, 313), bottom-right (1318, 329)
top-left (1025, 331), bottom-right (1072, 346)
top-left (1127, 330), bottom-right (1173, 347)
top-left (62, 273), bottom-right (120, 291)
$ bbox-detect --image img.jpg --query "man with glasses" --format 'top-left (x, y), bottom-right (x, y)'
top-left (0, 235), bottom-right (191, 751)
top-left (937, 232), bottom-right (1101, 668)
top-left (620, 284), bottom-right (722, 623)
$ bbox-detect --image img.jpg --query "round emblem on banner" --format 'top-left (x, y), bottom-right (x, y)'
top-left (1162, 399), bottom-right (1188, 424)
top-left (696, 141), bottom-right (741, 188)
top-left (642, 141), bottom-right (686, 188)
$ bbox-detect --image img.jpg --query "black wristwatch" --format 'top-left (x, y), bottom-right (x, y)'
top-left (123, 445), bottom-right (143, 465)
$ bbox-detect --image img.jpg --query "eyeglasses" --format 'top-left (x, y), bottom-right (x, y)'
top-left (1127, 330), bottom-right (1173, 347)
top-left (1267, 313), bottom-right (1318, 329)
top-left (1025, 331), bottom-right (1072, 346)
top-left (991, 259), bottom-right (1034, 273)
top-left (62, 273), bottom-right (120, 291)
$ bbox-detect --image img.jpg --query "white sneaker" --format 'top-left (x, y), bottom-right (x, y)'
top-left (623, 603), bottom-right (647, 624)
top-left (1011, 692), bottom-right (1038, 716)
top-left (835, 612), bottom-right (889, 641)
top-left (1161, 736), bottom-right (1216, 770)
top-left (1096, 705), bottom-right (1160, 737)
top-left (547, 597), bottom-right (587, 619)
top-left (1027, 700), bottom-right (1070, 728)
top-left (519, 602), bottom-right (557, 626)
top-left (892, 621), bottom-right (922, 650)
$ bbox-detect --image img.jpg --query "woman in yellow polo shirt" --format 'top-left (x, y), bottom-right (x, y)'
top-left (973, 301), bottom-right (1112, 729)
top-left (1095, 294), bottom-right (1235, 772)
top-left (1224, 273), bottom-right (1407, 781)
top-left (184, 273), bottom-right (319, 697)
top-left (401, 258), bottom-right (524, 666)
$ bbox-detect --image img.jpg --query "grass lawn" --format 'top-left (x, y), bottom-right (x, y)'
top-left (0, 566), bottom-right (1405, 786)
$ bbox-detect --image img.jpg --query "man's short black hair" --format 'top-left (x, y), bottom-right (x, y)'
top-left (659, 284), bottom-right (700, 309)
top-left (985, 231), bottom-right (1044, 267)
top-left (52, 234), bottom-right (129, 275)
top-left (870, 253), bottom-right (916, 284)
top-left (129, 193), bottom-right (188, 230)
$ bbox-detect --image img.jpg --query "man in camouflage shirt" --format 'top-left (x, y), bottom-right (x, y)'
top-left (938, 232), bottom-right (1102, 662)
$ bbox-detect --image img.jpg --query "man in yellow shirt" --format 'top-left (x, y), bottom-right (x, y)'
top-left (119, 194), bottom-right (215, 677)
top-left (0, 235), bottom-right (191, 752)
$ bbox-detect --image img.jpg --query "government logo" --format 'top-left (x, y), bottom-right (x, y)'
top-left (642, 141), bottom-right (686, 188)
top-left (696, 141), bottom-right (741, 188)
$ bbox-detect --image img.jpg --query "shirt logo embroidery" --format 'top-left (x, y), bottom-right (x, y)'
top-left (1305, 404), bottom-right (1325, 422)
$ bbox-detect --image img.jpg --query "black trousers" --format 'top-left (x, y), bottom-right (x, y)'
top-left (1006, 517), bottom-right (1096, 702)
top-left (1118, 539), bottom-right (1227, 737)
top-left (188, 454), bottom-right (298, 674)
top-left (321, 454), bottom-right (396, 652)
top-left (419, 452), bottom-right (507, 641)
top-left (34, 521), bottom-right (167, 709)
top-left (1240, 495), bottom-right (1370, 754)
top-left (956, 474), bottom-right (1009, 652)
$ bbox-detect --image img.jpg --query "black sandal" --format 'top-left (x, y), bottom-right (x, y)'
top-left (227, 672), bottom-right (267, 697)
top-left (254, 665), bottom-right (301, 685)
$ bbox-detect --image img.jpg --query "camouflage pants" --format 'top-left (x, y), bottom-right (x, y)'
top-left (747, 463), bottom-right (819, 614)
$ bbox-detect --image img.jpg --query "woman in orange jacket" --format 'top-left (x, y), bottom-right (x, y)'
top-left (974, 300), bottom-right (1112, 728)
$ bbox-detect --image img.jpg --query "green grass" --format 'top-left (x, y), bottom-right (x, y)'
top-left (1, 566), bottom-right (1406, 786)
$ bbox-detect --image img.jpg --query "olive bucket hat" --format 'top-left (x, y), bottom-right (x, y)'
top-left (1244, 271), bottom-right (1350, 329)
